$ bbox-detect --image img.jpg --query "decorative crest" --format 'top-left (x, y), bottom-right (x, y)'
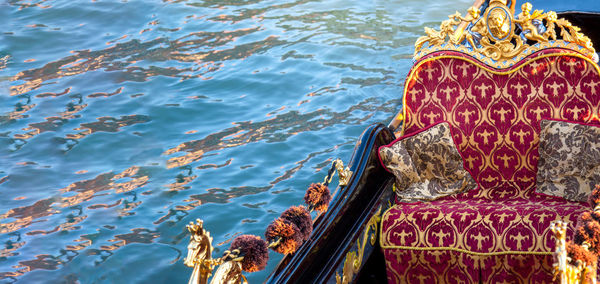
top-left (414, 1), bottom-right (597, 67)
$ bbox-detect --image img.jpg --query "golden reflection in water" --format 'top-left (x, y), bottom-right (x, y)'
top-left (0, 176), bottom-right (10, 185)
top-left (101, 228), bottom-right (159, 251)
top-left (0, 164), bottom-right (155, 277)
top-left (66, 115), bottom-right (151, 140)
top-left (153, 141), bottom-right (346, 225)
top-left (35, 87), bottom-right (71, 98)
top-left (6, 102), bottom-right (35, 121)
top-left (0, 166), bottom-right (150, 235)
top-left (165, 175), bottom-right (197, 191)
top-left (9, 0), bottom-right (53, 10)
top-left (163, 97), bottom-right (391, 169)
top-left (26, 214), bottom-right (87, 236)
top-left (87, 87), bottom-right (123, 98)
top-left (66, 235), bottom-right (93, 251)
top-left (196, 158), bottom-right (233, 170)
top-left (1, 235), bottom-right (25, 258)
top-left (0, 55), bottom-right (9, 70)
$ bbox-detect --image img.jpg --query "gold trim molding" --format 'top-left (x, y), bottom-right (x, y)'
top-left (414, 0), bottom-right (597, 68)
top-left (336, 206), bottom-right (382, 284)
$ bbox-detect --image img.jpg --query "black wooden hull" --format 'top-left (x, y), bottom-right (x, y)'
top-left (267, 123), bottom-right (395, 283)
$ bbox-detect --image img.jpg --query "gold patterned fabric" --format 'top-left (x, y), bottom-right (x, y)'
top-left (379, 122), bottom-right (476, 202)
top-left (537, 120), bottom-right (600, 201)
top-left (383, 247), bottom-right (554, 283)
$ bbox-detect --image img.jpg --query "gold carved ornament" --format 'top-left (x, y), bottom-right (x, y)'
top-left (323, 158), bottom-right (353, 187)
top-left (414, 0), bottom-right (597, 68)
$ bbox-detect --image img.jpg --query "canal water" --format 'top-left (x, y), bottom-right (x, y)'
top-left (1, 0), bottom-right (471, 282)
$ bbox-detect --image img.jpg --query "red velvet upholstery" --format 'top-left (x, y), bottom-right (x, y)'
top-left (382, 184), bottom-right (587, 283)
top-left (382, 49), bottom-right (600, 282)
top-left (402, 49), bottom-right (600, 193)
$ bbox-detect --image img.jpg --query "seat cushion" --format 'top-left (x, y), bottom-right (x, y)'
top-left (381, 183), bottom-right (588, 282)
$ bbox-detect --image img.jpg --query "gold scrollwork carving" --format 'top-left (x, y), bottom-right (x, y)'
top-left (336, 206), bottom-right (382, 284)
top-left (414, 0), bottom-right (597, 68)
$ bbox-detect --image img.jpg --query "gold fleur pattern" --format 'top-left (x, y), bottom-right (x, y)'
top-left (381, 185), bottom-right (587, 283)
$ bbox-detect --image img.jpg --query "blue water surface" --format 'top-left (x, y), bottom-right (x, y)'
top-left (1, 0), bottom-right (471, 282)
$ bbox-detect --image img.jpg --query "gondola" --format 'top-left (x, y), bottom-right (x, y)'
top-left (184, 0), bottom-right (600, 283)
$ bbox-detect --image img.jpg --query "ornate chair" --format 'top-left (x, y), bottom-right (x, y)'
top-left (380, 0), bottom-right (599, 282)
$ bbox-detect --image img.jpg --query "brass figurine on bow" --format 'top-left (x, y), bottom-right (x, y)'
top-left (184, 219), bottom-right (245, 284)
top-left (333, 158), bottom-right (353, 187)
top-left (414, 0), bottom-right (597, 68)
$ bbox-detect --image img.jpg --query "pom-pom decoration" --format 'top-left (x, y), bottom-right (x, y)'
top-left (589, 184), bottom-right (600, 209)
top-left (280, 206), bottom-right (313, 242)
top-left (577, 211), bottom-right (600, 224)
top-left (566, 241), bottom-right (598, 266)
top-left (574, 218), bottom-right (600, 252)
top-left (230, 235), bottom-right (269, 272)
top-left (265, 218), bottom-right (302, 254)
top-left (304, 182), bottom-right (332, 212)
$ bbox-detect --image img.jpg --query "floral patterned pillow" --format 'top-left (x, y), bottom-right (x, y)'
top-left (537, 120), bottom-right (600, 202)
top-left (379, 122), bottom-right (477, 202)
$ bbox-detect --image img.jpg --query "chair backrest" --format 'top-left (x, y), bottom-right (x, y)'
top-left (401, 49), bottom-right (600, 193)
top-left (398, 0), bottom-right (600, 196)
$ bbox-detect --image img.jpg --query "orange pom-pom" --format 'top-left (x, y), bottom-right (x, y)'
top-left (566, 241), bottom-right (597, 266)
top-left (574, 219), bottom-right (600, 252)
top-left (589, 184), bottom-right (600, 209)
top-left (577, 211), bottom-right (600, 225)
top-left (230, 235), bottom-right (268, 272)
top-left (265, 218), bottom-right (302, 254)
top-left (281, 206), bottom-right (312, 242)
top-left (304, 183), bottom-right (331, 212)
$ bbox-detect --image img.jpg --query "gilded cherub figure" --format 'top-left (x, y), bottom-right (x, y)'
top-left (453, 6), bottom-right (484, 48)
top-left (515, 2), bottom-right (546, 42)
top-left (415, 13), bottom-right (461, 51)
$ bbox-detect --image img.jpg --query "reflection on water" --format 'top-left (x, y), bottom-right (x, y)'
top-left (1, 0), bottom-right (471, 282)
